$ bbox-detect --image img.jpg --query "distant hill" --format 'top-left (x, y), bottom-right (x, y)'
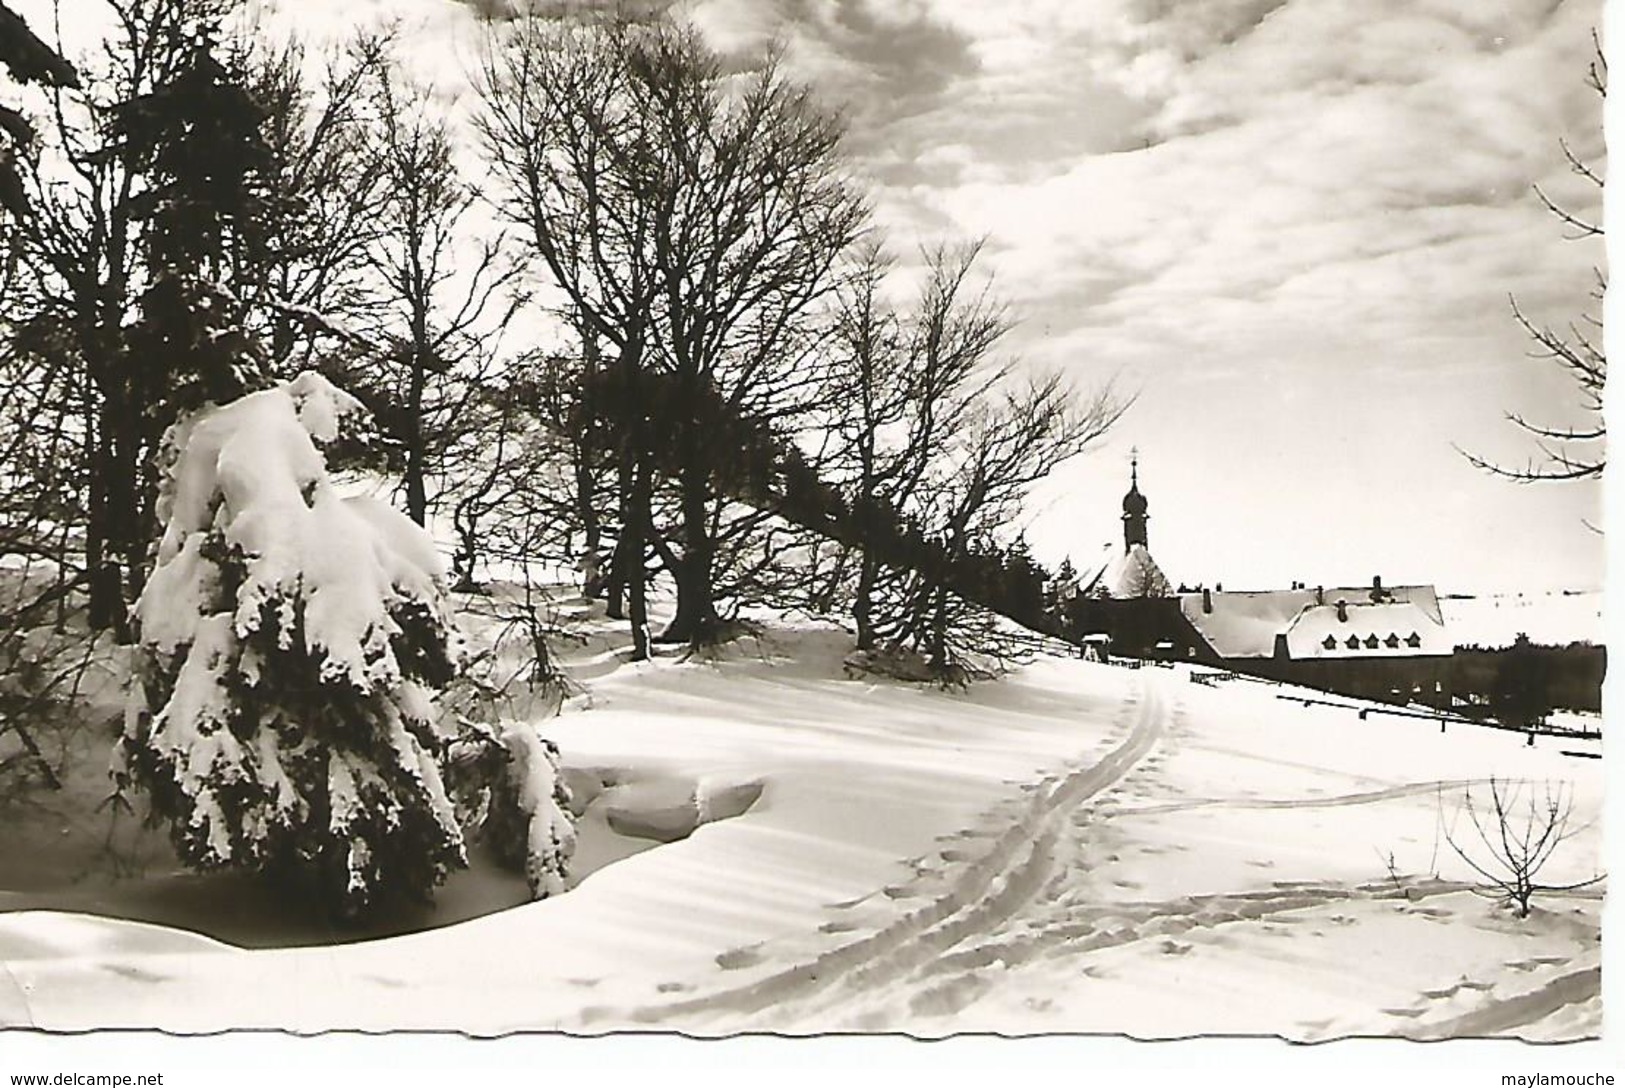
top-left (1440, 591), bottom-right (1603, 649)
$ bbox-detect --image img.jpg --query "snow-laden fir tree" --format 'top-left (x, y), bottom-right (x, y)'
top-left (451, 720), bottom-right (577, 899)
top-left (118, 371), bottom-right (573, 916)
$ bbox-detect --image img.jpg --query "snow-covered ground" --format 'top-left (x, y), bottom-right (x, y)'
top-left (1441, 591), bottom-right (1603, 648)
top-left (0, 608), bottom-right (1604, 1041)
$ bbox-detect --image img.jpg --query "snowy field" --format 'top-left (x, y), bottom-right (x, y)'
top-left (1441, 591), bottom-right (1603, 648)
top-left (0, 606), bottom-right (1604, 1041)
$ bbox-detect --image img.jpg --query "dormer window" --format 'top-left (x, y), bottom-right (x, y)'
top-left (1345, 635), bottom-right (1360, 650)
top-left (1322, 635), bottom-right (1337, 651)
top-left (1364, 634), bottom-right (1379, 649)
top-left (1406, 632), bottom-right (1422, 648)
top-left (1384, 634), bottom-right (1400, 648)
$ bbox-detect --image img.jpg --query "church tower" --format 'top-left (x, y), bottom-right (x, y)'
top-left (1122, 450), bottom-right (1149, 550)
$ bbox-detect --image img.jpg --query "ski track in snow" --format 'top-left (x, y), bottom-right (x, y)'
top-left (1113, 778), bottom-right (1485, 817)
top-left (565, 669), bottom-right (1176, 1032)
top-left (567, 666), bottom-right (1600, 1038)
top-left (570, 671), bottom-right (1173, 1031)
top-left (1404, 965), bottom-right (1602, 1041)
top-left (5, 632), bottom-right (1597, 1039)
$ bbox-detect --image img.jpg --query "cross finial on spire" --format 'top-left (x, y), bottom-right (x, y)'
top-left (1130, 446), bottom-right (1139, 485)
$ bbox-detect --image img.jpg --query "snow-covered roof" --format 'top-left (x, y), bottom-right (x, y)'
top-left (1181, 585), bottom-right (1450, 660)
top-left (1081, 543), bottom-right (1173, 599)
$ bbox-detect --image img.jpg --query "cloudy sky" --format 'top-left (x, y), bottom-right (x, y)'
top-left (309, 0), bottom-right (1608, 594)
top-left (21, 0), bottom-right (1609, 594)
top-left (673, 0), bottom-right (1609, 596)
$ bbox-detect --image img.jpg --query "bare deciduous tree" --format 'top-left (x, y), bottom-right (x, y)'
top-left (477, 14), bottom-right (868, 652)
top-left (1442, 777), bottom-right (1602, 918)
top-left (239, 27), bottom-right (391, 374)
top-left (1463, 39), bottom-right (1605, 484)
top-left (477, 15), bottom-right (666, 659)
top-left (352, 40), bottom-right (524, 526)
top-left (832, 240), bottom-right (1124, 674)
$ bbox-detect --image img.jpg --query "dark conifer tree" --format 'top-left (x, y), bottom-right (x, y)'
top-left (116, 37), bottom-right (275, 422)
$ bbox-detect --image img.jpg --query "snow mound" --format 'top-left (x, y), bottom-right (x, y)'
top-left (596, 773), bottom-right (765, 844)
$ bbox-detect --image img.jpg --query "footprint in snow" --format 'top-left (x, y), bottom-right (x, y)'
top-left (818, 919), bottom-right (859, 935)
top-left (1531, 955), bottom-right (1568, 966)
top-left (656, 981), bottom-right (694, 994)
top-left (1403, 906), bottom-right (1452, 919)
top-left (716, 945), bottom-right (763, 970)
top-left (1159, 939), bottom-right (1193, 956)
top-left (1246, 859), bottom-right (1277, 869)
top-left (1380, 1006), bottom-right (1427, 1019)
top-left (1420, 984), bottom-right (1462, 1000)
top-left (99, 963), bottom-right (169, 984)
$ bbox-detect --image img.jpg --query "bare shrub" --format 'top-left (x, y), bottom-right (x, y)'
top-left (1442, 777), bottom-right (1603, 918)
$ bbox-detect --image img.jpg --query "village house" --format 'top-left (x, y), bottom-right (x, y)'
top-left (1067, 458), bottom-right (1454, 707)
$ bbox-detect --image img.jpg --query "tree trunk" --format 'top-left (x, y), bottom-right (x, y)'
top-left (853, 552), bottom-right (878, 651)
top-left (452, 512), bottom-right (482, 592)
top-left (404, 442), bottom-right (427, 526)
top-left (87, 390), bottom-right (139, 643)
top-left (604, 395), bottom-right (635, 620)
top-left (404, 362), bottom-right (428, 526)
top-left (575, 320), bottom-right (600, 573)
top-left (613, 339), bottom-right (650, 656)
top-left (659, 371), bottom-right (719, 647)
top-left (85, 416), bottom-right (118, 633)
top-left (604, 527), bottom-right (628, 619)
top-left (659, 470), bottom-right (718, 646)
top-left (624, 458), bottom-right (652, 662)
top-left (928, 584), bottom-right (949, 671)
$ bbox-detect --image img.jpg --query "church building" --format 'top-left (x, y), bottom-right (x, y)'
top-left (1065, 456), bottom-right (1454, 708)
top-left (1078, 453), bottom-right (1173, 601)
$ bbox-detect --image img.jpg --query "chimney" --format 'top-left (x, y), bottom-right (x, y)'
top-left (1335, 599), bottom-right (1348, 623)
top-left (1315, 586), bottom-right (1324, 605)
top-left (1202, 587), bottom-right (1213, 614)
top-left (1371, 574), bottom-right (1385, 602)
